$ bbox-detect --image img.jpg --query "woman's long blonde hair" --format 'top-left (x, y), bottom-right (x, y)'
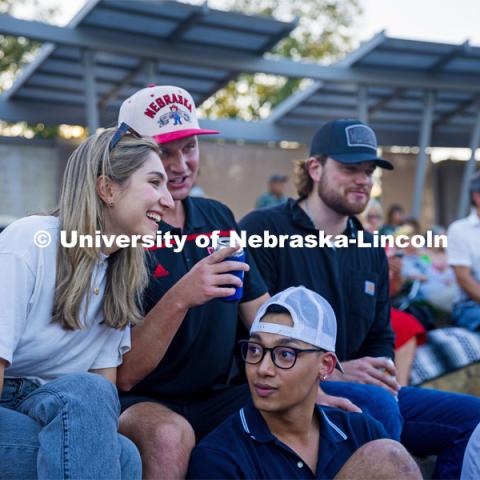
top-left (52, 128), bottom-right (160, 330)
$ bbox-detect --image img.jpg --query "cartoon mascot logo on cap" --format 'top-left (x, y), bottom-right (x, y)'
top-left (158, 105), bottom-right (191, 128)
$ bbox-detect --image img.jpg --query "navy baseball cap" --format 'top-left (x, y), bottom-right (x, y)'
top-left (269, 174), bottom-right (288, 182)
top-left (310, 119), bottom-right (394, 170)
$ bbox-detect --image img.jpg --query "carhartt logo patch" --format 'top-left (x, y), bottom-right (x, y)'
top-left (364, 280), bottom-right (375, 296)
top-left (153, 263), bottom-right (169, 278)
top-left (346, 124), bottom-right (377, 150)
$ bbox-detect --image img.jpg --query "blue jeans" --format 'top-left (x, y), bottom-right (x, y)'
top-left (452, 300), bottom-right (480, 331)
top-left (322, 382), bottom-right (480, 479)
top-left (322, 381), bottom-right (403, 440)
top-left (0, 373), bottom-right (141, 479)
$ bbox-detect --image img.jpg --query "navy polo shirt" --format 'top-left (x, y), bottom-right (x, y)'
top-left (187, 400), bottom-right (388, 479)
top-left (129, 196), bottom-right (267, 402)
top-left (239, 199), bottom-right (394, 361)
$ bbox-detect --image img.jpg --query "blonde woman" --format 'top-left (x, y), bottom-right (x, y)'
top-left (0, 126), bottom-right (173, 479)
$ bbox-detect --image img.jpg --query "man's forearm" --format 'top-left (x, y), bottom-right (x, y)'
top-left (117, 288), bottom-right (189, 391)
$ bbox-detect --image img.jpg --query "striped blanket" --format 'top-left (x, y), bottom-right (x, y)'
top-left (410, 327), bottom-right (480, 385)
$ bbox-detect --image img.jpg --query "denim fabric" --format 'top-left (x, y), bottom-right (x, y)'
top-left (0, 374), bottom-right (141, 479)
top-left (461, 423), bottom-right (480, 480)
top-left (322, 381), bottom-right (480, 479)
top-left (321, 381), bottom-right (403, 440)
top-left (452, 300), bottom-right (480, 332)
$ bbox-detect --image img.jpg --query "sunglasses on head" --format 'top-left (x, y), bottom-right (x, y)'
top-left (109, 122), bottom-right (142, 152)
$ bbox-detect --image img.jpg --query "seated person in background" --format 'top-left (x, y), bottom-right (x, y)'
top-left (255, 174), bottom-right (289, 209)
top-left (387, 252), bottom-right (426, 386)
top-left (379, 203), bottom-right (405, 236)
top-left (361, 201), bottom-right (426, 386)
top-left (188, 287), bottom-right (421, 480)
top-left (397, 224), bottom-right (456, 313)
top-left (359, 198), bottom-right (383, 233)
top-left (423, 225), bottom-right (457, 313)
top-left (447, 171), bottom-right (480, 332)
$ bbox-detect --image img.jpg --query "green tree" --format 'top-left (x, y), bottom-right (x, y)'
top-left (200, 0), bottom-right (361, 120)
top-left (0, 0), bottom-right (59, 138)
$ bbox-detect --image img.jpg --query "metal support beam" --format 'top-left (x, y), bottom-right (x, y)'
top-left (369, 88), bottom-right (405, 115)
top-left (434, 93), bottom-right (480, 128)
top-left (83, 49), bottom-right (98, 134)
top-left (457, 107), bottom-right (480, 218)
top-left (357, 85), bottom-right (368, 123)
top-left (412, 90), bottom-right (435, 218)
top-left (267, 81), bottom-right (323, 124)
top-left (336, 30), bottom-right (386, 67)
top-left (1, 98), bottom-right (477, 147)
top-left (259, 16), bottom-right (298, 54)
top-left (2, 15), bottom-right (480, 96)
top-left (98, 60), bottom-right (149, 110)
top-left (428, 40), bottom-right (470, 73)
top-left (144, 60), bottom-right (156, 85)
top-left (167, 3), bottom-right (208, 42)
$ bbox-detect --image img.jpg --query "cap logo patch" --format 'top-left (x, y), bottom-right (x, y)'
top-left (144, 93), bottom-right (193, 119)
top-left (158, 105), bottom-right (191, 128)
top-left (345, 125), bottom-right (377, 151)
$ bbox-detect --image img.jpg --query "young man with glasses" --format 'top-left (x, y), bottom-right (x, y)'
top-left (188, 287), bottom-right (421, 479)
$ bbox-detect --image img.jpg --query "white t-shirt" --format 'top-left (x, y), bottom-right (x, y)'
top-left (447, 209), bottom-right (480, 303)
top-left (0, 216), bottom-right (131, 384)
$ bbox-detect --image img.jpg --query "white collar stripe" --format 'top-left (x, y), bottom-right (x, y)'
top-left (321, 410), bottom-right (348, 440)
top-left (239, 408), bottom-right (251, 435)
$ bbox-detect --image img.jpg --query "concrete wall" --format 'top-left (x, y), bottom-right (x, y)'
top-left (0, 137), bottom-right (473, 230)
top-left (198, 141), bottom-right (305, 219)
top-left (381, 151), bottom-right (435, 229)
top-left (0, 139), bottom-right (61, 223)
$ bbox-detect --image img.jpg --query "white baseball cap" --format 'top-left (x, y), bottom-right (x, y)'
top-left (118, 84), bottom-right (219, 144)
top-left (250, 286), bottom-right (344, 372)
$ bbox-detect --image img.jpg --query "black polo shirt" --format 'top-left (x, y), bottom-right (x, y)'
top-left (130, 196), bottom-right (267, 402)
top-left (239, 198), bottom-right (394, 362)
top-left (187, 400), bottom-right (387, 479)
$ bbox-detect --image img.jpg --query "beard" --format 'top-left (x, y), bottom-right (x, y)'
top-left (318, 173), bottom-right (370, 216)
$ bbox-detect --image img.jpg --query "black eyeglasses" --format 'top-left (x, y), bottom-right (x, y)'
top-left (239, 340), bottom-right (324, 370)
top-left (109, 122), bottom-right (142, 152)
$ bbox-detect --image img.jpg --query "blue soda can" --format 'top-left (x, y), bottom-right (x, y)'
top-left (214, 237), bottom-right (245, 302)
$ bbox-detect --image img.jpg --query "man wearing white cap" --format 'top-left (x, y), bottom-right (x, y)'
top-left (115, 85), bottom-right (270, 478)
top-left (188, 287), bottom-right (421, 479)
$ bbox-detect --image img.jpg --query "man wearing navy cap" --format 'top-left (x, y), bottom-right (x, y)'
top-left (240, 119), bottom-right (480, 479)
top-left (188, 287), bottom-right (421, 479)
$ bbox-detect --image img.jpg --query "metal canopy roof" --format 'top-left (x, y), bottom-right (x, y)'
top-left (3, 0), bottom-right (295, 118)
top-left (1, 12), bottom-right (480, 218)
top-left (268, 31), bottom-right (480, 149)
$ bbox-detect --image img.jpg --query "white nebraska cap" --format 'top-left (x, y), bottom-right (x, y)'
top-left (250, 286), bottom-right (343, 371)
top-left (118, 84), bottom-right (219, 144)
